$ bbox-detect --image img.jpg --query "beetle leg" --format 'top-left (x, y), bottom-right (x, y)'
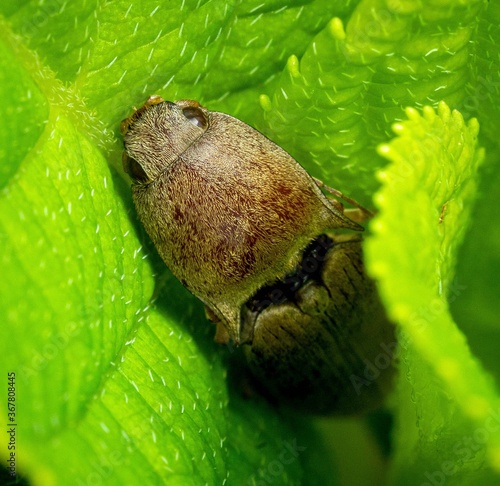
top-left (205, 306), bottom-right (232, 344)
top-left (342, 208), bottom-right (372, 224)
top-left (214, 323), bottom-right (230, 345)
top-left (313, 177), bottom-right (374, 223)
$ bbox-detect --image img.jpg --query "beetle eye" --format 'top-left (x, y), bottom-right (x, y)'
top-left (123, 154), bottom-right (149, 183)
top-left (182, 107), bottom-right (208, 129)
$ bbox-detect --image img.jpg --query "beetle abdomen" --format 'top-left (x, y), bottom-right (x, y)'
top-left (242, 234), bottom-right (396, 415)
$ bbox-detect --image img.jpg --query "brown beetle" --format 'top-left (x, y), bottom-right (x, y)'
top-left (121, 97), bottom-right (395, 414)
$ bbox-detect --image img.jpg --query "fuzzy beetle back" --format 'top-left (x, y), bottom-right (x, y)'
top-left (122, 97), bottom-right (361, 345)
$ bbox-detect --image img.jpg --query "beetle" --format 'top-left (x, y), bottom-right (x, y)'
top-left (121, 96), bottom-right (395, 414)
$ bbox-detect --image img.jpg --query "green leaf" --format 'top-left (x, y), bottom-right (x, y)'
top-left (260, 0), bottom-right (485, 204)
top-left (2, 0), bottom-right (500, 485)
top-left (365, 101), bottom-right (500, 482)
